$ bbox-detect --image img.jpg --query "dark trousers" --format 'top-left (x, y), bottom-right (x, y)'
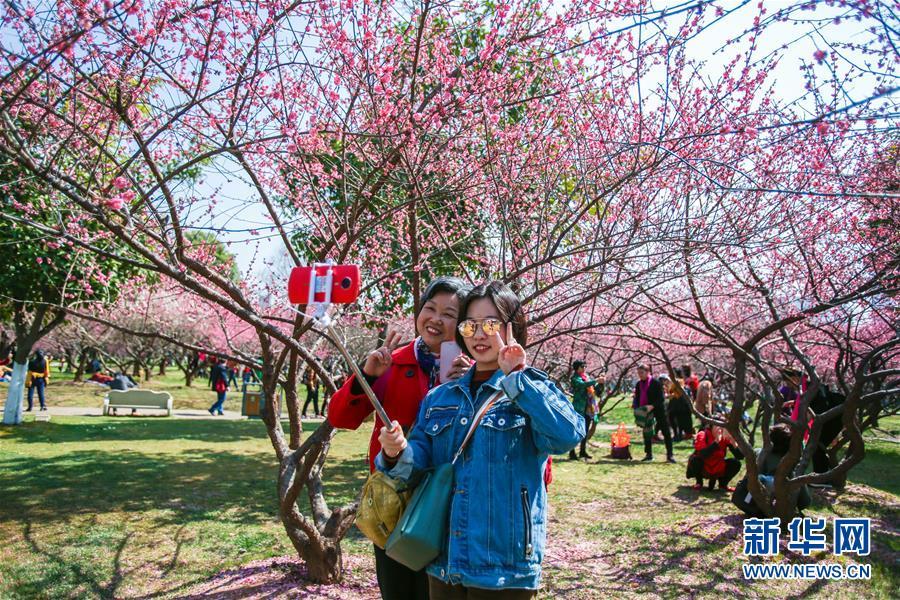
top-left (27, 377), bottom-right (46, 409)
top-left (303, 387), bottom-right (320, 416)
top-left (696, 457), bottom-right (741, 488)
top-left (644, 412), bottom-right (673, 458)
top-left (374, 544), bottom-right (429, 600)
top-left (209, 391), bottom-right (226, 414)
top-left (670, 410), bottom-right (693, 441)
top-left (428, 576), bottom-right (536, 600)
top-left (579, 412), bottom-right (592, 454)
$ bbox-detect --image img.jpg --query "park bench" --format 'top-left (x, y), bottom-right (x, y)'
top-left (103, 389), bottom-right (173, 416)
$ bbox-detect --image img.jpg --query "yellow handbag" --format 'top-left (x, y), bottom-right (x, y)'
top-left (355, 470), bottom-right (413, 549)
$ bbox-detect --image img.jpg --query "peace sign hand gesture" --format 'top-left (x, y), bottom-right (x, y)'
top-left (496, 322), bottom-right (526, 375)
top-left (363, 325), bottom-right (403, 378)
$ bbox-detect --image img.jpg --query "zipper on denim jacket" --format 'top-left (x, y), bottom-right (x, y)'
top-left (520, 487), bottom-right (533, 558)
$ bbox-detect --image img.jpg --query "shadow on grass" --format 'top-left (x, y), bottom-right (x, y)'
top-left (0, 447), bottom-right (282, 526)
top-left (0, 421), bottom-right (372, 599)
top-left (8, 518), bottom-right (211, 600)
top-left (573, 513), bottom-right (827, 599)
top-left (0, 418), bottom-right (308, 444)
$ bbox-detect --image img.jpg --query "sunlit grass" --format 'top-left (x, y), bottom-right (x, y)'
top-left (0, 404), bottom-right (896, 598)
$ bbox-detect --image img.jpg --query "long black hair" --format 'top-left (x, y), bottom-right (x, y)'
top-left (455, 280), bottom-right (527, 358)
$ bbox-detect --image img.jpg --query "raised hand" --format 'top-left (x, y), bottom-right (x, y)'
top-left (446, 354), bottom-right (473, 380)
top-left (496, 322), bottom-right (526, 375)
top-left (363, 325), bottom-right (403, 378)
top-left (379, 420), bottom-right (408, 458)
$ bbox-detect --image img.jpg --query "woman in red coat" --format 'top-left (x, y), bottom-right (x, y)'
top-left (689, 425), bottom-right (743, 492)
top-left (328, 276), bottom-right (471, 600)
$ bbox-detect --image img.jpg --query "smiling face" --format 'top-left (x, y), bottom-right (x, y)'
top-left (461, 297), bottom-right (508, 371)
top-left (415, 291), bottom-right (460, 353)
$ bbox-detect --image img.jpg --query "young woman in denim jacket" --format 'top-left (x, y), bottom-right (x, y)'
top-left (377, 281), bottom-right (585, 599)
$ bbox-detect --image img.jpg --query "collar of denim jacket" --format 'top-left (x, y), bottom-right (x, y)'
top-left (446, 366), bottom-right (505, 404)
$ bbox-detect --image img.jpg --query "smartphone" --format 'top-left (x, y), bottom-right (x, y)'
top-left (439, 341), bottom-right (463, 382)
top-left (288, 264), bottom-right (360, 305)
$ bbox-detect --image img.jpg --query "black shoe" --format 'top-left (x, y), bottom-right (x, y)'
top-left (40, 407), bottom-right (47, 411)
top-left (208, 408), bottom-right (215, 416)
top-left (25, 407), bottom-right (32, 412)
top-left (569, 450), bottom-right (578, 460)
top-left (666, 456), bottom-right (677, 464)
top-left (579, 452), bottom-right (592, 459)
top-left (641, 455), bottom-right (653, 462)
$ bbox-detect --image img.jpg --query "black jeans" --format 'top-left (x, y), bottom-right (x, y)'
top-left (644, 409), bottom-right (673, 458)
top-left (428, 576), bottom-right (536, 599)
top-left (670, 410), bottom-right (693, 441)
top-left (374, 544), bottom-right (429, 600)
top-left (579, 412), bottom-right (592, 454)
top-left (696, 457), bottom-right (742, 488)
top-left (303, 387), bottom-right (319, 415)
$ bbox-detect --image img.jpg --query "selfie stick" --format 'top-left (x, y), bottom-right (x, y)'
top-left (303, 262), bottom-right (392, 426)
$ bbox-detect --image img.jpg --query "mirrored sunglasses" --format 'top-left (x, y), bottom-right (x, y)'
top-left (457, 318), bottom-right (503, 338)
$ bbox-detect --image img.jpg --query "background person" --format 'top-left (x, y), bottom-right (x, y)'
top-left (569, 360), bottom-right (597, 460)
top-left (208, 357), bottom-right (229, 416)
top-left (688, 424), bottom-right (742, 491)
top-left (25, 350), bottom-right (50, 412)
top-left (694, 380), bottom-right (714, 418)
top-left (667, 378), bottom-right (693, 441)
top-left (302, 368), bottom-right (322, 418)
top-left (109, 372), bottom-right (138, 415)
top-left (731, 424), bottom-right (811, 518)
top-left (632, 365), bottom-right (675, 463)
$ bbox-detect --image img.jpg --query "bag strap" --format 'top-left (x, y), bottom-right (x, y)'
top-left (451, 390), bottom-right (504, 465)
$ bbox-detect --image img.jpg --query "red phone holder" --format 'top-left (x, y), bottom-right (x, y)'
top-left (288, 264), bottom-right (360, 305)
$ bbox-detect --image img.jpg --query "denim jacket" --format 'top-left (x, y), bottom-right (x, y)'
top-left (375, 366), bottom-right (584, 590)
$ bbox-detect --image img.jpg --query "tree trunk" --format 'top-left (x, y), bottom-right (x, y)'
top-left (64, 347), bottom-right (76, 373)
top-left (158, 356), bottom-right (167, 376)
top-left (276, 444), bottom-right (346, 584)
top-left (185, 368), bottom-right (195, 387)
top-left (73, 348), bottom-right (88, 383)
top-left (3, 338), bottom-right (35, 425)
top-left (285, 350), bottom-right (302, 449)
top-left (2, 361), bottom-right (29, 425)
top-left (299, 538), bottom-right (342, 583)
top-left (132, 361), bottom-right (141, 378)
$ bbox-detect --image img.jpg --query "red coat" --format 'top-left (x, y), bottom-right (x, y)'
top-left (328, 341), bottom-right (429, 472)
top-left (693, 429), bottom-right (728, 477)
top-left (684, 375), bottom-right (700, 395)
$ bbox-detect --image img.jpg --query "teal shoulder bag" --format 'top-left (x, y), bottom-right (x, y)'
top-left (385, 391), bottom-right (503, 571)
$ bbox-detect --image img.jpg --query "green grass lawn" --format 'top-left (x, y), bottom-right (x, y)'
top-left (0, 406), bottom-right (896, 598)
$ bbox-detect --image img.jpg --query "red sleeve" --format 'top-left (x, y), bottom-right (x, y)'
top-left (693, 430), bottom-right (708, 452)
top-left (327, 374), bottom-right (376, 430)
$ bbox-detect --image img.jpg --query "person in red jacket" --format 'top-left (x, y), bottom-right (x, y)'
top-left (689, 424), bottom-right (743, 492)
top-left (328, 276), bottom-right (471, 600)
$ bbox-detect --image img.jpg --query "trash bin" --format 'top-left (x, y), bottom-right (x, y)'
top-left (241, 383), bottom-right (281, 418)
